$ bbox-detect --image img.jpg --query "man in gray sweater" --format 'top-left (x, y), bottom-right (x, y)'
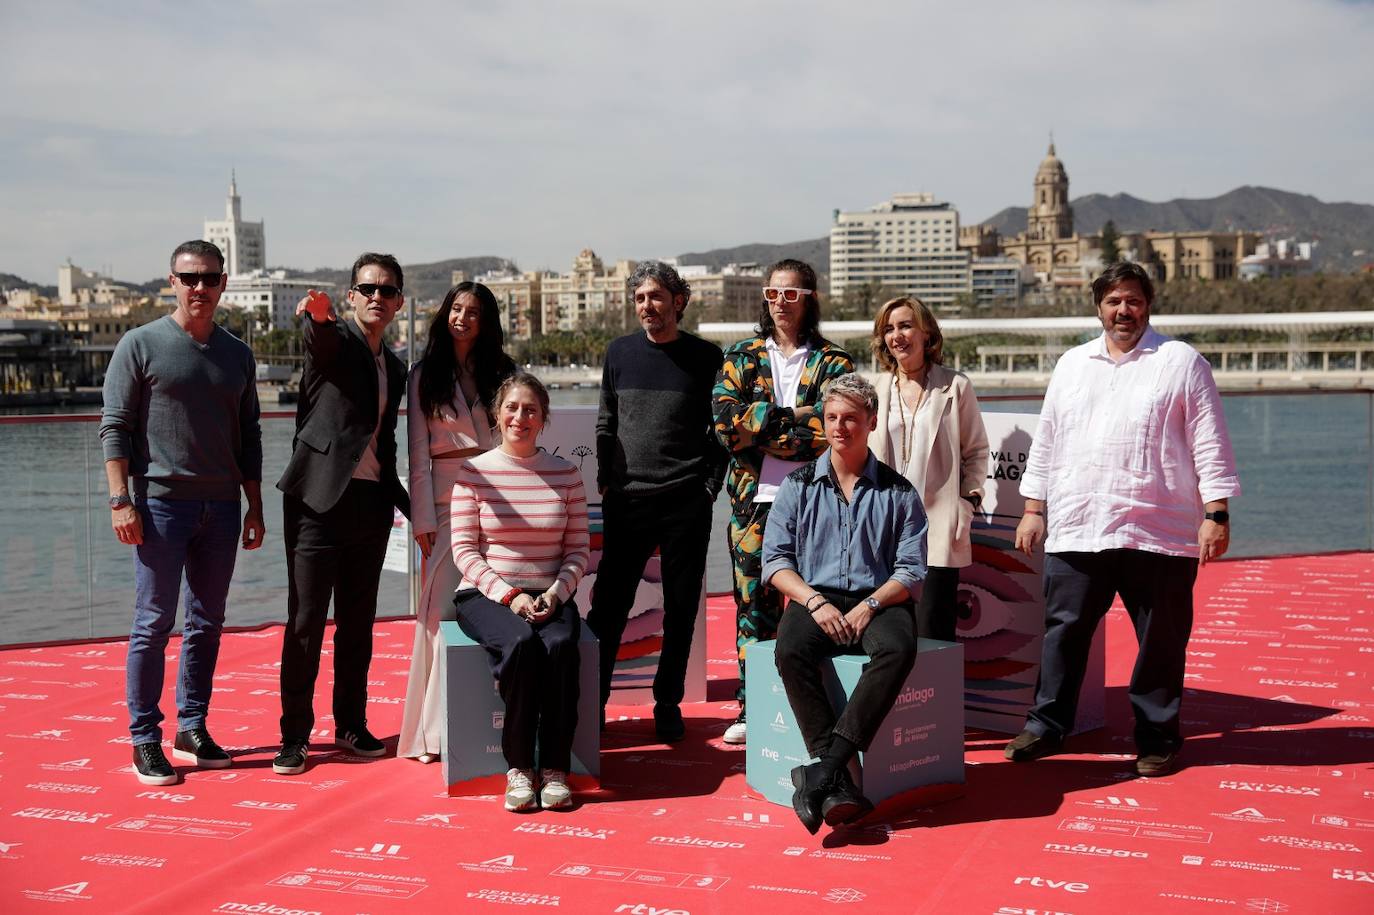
top-left (99, 239), bottom-right (264, 786)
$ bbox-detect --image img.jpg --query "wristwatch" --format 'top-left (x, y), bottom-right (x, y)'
top-left (864, 597), bottom-right (881, 612)
top-left (109, 494), bottom-right (134, 511)
top-left (961, 493), bottom-right (982, 509)
top-left (1204, 510), bottom-right (1230, 524)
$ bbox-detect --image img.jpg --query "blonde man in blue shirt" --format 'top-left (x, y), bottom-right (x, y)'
top-left (762, 372), bottom-right (929, 834)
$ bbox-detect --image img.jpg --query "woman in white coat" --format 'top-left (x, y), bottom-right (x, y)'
top-left (868, 296), bottom-right (989, 642)
top-left (398, 282), bottom-right (515, 762)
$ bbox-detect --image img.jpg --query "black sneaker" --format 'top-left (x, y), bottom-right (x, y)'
top-left (132, 743), bottom-right (178, 786)
top-left (172, 727), bottom-right (231, 769)
top-left (272, 740), bottom-right (309, 775)
top-left (335, 726), bottom-right (386, 757)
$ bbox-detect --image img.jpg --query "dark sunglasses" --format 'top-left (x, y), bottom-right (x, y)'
top-left (175, 272), bottom-right (223, 288)
top-left (352, 283), bottom-right (402, 300)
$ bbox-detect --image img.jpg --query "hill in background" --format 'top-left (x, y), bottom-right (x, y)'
top-left (263, 256), bottom-right (515, 305)
top-left (675, 237), bottom-right (830, 273)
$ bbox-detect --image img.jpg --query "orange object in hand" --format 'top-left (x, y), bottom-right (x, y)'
top-left (304, 289), bottom-right (335, 322)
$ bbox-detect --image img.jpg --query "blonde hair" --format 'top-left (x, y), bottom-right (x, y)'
top-left (820, 372), bottom-right (877, 416)
top-left (870, 296), bottom-right (944, 372)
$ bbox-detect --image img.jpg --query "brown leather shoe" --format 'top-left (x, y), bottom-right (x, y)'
top-left (1135, 751), bottom-right (1176, 778)
top-left (1003, 729), bottom-right (1064, 762)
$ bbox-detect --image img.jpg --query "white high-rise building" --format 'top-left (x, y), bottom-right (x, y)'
top-left (222, 270), bottom-right (333, 331)
top-left (204, 172), bottom-right (265, 276)
top-left (829, 192), bottom-right (971, 305)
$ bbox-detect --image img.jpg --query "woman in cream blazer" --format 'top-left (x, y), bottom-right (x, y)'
top-left (868, 296), bottom-right (989, 642)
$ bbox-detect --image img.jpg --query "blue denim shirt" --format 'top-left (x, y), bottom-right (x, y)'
top-left (761, 449), bottom-right (928, 599)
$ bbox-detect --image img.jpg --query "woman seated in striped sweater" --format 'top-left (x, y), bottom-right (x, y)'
top-left (450, 372), bottom-right (590, 812)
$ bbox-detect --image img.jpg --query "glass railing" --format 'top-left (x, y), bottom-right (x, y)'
top-left (2, 390), bottom-right (1371, 647)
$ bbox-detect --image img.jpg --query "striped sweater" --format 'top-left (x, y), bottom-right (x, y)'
top-left (450, 447), bottom-right (590, 606)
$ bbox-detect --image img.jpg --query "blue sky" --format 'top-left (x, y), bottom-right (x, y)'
top-left (2, 0), bottom-right (1371, 283)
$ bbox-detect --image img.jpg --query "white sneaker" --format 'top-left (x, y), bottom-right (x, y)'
top-left (504, 767), bottom-right (537, 811)
top-left (540, 769), bottom-right (573, 809)
top-left (722, 715), bottom-right (747, 745)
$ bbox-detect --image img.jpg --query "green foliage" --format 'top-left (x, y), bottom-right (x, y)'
top-left (511, 330), bottom-right (615, 367)
top-left (830, 280), bottom-right (900, 320)
top-left (1100, 220), bottom-right (1121, 265)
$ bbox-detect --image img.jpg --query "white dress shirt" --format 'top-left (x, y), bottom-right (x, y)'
top-left (754, 338), bottom-right (811, 503)
top-left (1019, 327), bottom-right (1240, 557)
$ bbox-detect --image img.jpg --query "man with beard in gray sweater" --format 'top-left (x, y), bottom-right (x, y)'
top-left (587, 260), bottom-right (726, 742)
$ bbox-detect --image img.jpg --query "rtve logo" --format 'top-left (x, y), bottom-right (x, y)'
top-left (136, 790), bottom-right (194, 804)
top-left (1012, 876), bottom-right (1089, 894)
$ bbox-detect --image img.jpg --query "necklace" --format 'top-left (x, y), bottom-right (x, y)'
top-left (893, 370), bottom-right (927, 473)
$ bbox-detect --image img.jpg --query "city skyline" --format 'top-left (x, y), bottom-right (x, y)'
top-left (3, 0), bottom-right (1372, 283)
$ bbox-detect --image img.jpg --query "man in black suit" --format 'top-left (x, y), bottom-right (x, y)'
top-left (273, 252), bottom-right (411, 775)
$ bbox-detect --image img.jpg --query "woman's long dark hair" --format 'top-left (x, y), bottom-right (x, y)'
top-left (418, 282), bottom-right (516, 418)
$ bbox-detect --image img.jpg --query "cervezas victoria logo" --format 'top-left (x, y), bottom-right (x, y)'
top-left (465, 888), bottom-right (561, 906)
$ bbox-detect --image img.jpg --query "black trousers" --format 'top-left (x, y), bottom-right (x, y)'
top-left (279, 480), bottom-right (392, 742)
top-left (586, 486), bottom-right (713, 711)
top-left (1026, 549), bottom-right (1198, 754)
top-left (456, 590), bottom-right (581, 772)
top-left (916, 566), bottom-right (961, 642)
top-left (774, 588), bottom-right (917, 757)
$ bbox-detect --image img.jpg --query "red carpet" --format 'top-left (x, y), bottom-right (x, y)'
top-left (2, 553), bottom-right (1371, 913)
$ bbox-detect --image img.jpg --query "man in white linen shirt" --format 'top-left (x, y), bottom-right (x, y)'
top-left (1005, 261), bottom-right (1240, 778)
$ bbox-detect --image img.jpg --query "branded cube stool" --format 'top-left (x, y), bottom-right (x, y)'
top-left (439, 621), bottom-right (601, 796)
top-left (745, 638), bottom-right (965, 816)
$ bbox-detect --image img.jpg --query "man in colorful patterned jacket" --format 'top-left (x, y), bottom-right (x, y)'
top-left (712, 258), bottom-right (854, 744)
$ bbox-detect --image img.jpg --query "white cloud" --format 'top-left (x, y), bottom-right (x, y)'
top-left (1, 0), bottom-right (1370, 283)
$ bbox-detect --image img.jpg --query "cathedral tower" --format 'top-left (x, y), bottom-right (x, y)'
top-left (1027, 141), bottom-right (1073, 241)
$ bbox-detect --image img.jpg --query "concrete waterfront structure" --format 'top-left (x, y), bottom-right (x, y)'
top-left (203, 171), bottom-right (265, 276)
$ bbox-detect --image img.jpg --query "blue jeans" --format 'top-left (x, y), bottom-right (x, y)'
top-left (127, 498), bottom-right (241, 745)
